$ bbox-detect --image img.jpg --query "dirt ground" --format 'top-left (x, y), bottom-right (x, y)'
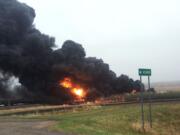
top-left (0, 118), bottom-right (72, 135)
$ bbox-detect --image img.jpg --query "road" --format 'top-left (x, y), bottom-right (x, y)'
top-left (0, 119), bottom-right (73, 135)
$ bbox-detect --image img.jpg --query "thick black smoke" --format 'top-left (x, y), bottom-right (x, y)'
top-left (0, 0), bottom-right (141, 102)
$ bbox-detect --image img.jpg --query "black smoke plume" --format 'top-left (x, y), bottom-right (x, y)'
top-left (0, 0), bottom-right (141, 102)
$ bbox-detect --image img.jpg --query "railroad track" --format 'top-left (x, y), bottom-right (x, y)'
top-left (0, 98), bottom-right (180, 116)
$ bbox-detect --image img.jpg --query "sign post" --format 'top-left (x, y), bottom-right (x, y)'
top-left (148, 76), bottom-right (152, 128)
top-left (138, 68), bottom-right (152, 130)
top-left (139, 75), bottom-right (145, 131)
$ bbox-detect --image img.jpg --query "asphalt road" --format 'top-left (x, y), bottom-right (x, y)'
top-left (0, 119), bottom-right (72, 135)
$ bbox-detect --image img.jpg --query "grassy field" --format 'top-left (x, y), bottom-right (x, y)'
top-left (152, 81), bottom-right (180, 92)
top-left (16, 103), bottom-right (180, 135)
top-left (124, 91), bottom-right (180, 102)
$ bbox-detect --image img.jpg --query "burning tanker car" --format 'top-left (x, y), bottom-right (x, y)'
top-left (0, 0), bottom-right (141, 104)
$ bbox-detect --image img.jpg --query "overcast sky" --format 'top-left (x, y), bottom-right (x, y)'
top-left (18, 0), bottom-right (180, 82)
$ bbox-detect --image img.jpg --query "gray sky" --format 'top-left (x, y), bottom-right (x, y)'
top-left (18, 0), bottom-right (180, 82)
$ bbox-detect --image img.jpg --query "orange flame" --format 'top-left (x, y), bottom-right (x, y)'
top-left (72, 88), bottom-right (85, 98)
top-left (60, 77), bottom-right (72, 88)
top-left (59, 77), bottom-right (86, 99)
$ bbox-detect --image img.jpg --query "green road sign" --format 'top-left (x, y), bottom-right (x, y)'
top-left (139, 68), bottom-right (151, 76)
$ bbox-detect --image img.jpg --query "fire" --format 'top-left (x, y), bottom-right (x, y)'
top-left (60, 77), bottom-right (72, 88)
top-left (72, 88), bottom-right (85, 98)
top-left (59, 77), bottom-right (86, 99)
